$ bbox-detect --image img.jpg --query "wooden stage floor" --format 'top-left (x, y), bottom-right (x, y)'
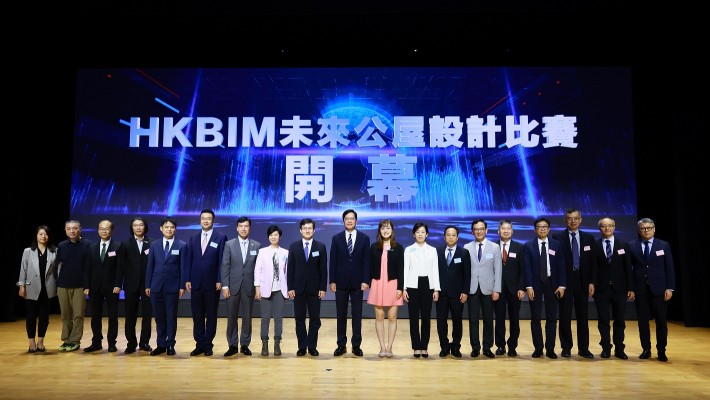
top-left (1, 315), bottom-right (709, 399)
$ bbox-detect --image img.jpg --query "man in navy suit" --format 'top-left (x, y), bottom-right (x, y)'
top-left (629, 217), bottom-right (675, 362)
top-left (83, 219), bottom-right (122, 353)
top-left (329, 209), bottom-right (371, 357)
top-left (524, 217), bottom-right (566, 359)
top-left (435, 225), bottom-right (471, 358)
top-left (287, 218), bottom-right (328, 356)
top-left (145, 216), bottom-right (186, 356)
top-left (494, 219), bottom-right (526, 357)
top-left (185, 209), bottom-right (227, 357)
top-left (593, 217), bottom-right (635, 359)
top-left (553, 208), bottom-right (597, 359)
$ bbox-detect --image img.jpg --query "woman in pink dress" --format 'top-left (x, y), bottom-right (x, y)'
top-left (367, 219), bottom-right (404, 357)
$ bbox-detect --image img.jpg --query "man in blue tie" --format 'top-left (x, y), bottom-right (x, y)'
top-left (592, 217), bottom-right (635, 359)
top-left (287, 218), bottom-right (328, 356)
top-left (435, 226), bottom-right (471, 358)
top-left (553, 208), bottom-right (597, 359)
top-left (329, 210), bottom-right (371, 357)
top-left (629, 218), bottom-right (675, 362)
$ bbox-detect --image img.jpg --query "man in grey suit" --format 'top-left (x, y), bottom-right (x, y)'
top-left (221, 216), bottom-right (261, 357)
top-left (463, 219), bottom-right (502, 358)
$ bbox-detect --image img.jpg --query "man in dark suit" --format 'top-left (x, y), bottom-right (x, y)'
top-left (114, 217), bottom-right (153, 354)
top-left (435, 225), bottom-right (471, 358)
top-left (592, 217), bottom-right (635, 359)
top-left (221, 216), bottom-right (260, 357)
top-left (629, 217), bottom-right (675, 362)
top-left (287, 218), bottom-right (328, 356)
top-left (185, 209), bottom-right (227, 357)
top-left (553, 208), bottom-right (597, 359)
top-left (145, 216), bottom-right (186, 356)
top-left (329, 209), bottom-right (371, 357)
top-left (83, 219), bottom-right (122, 353)
top-left (494, 219), bottom-right (526, 357)
top-left (524, 217), bottom-right (566, 359)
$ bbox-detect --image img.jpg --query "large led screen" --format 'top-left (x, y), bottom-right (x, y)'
top-left (72, 67), bottom-right (636, 300)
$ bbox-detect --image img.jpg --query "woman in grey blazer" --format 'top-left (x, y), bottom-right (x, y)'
top-left (17, 225), bottom-right (58, 353)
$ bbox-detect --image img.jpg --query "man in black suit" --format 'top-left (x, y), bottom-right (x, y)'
top-left (329, 209), bottom-right (371, 357)
top-left (494, 219), bottom-right (525, 357)
top-left (435, 225), bottom-right (471, 358)
top-left (114, 217), bottom-right (153, 354)
top-left (629, 217), bottom-right (675, 362)
top-left (287, 218), bottom-right (328, 356)
top-left (84, 220), bottom-right (122, 353)
top-left (592, 217), bottom-right (635, 359)
top-left (524, 217), bottom-right (566, 359)
top-left (553, 208), bottom-right (597, 359)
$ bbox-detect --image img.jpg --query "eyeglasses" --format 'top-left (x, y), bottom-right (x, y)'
top-left (98, 227), bottom-right (111, 231)
top-left (600, 225), bottom-right (615, 229)
top-left (535, 226), bottom-right (549, 230)
top-left (639, 226), bottom-right (655, 232)
top-left (472, 228), bottom-right (486, 232)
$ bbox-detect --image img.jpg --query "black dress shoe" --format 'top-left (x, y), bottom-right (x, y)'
top-left (561, 349), bottom-right (571, 358)
top-left (657, 351), bottom-right (668, 362)
top-left (470, 349), bottom-right (480, 357)
top-left (167, 347), bottom-right (176, 356)
top-left (150, 347), bottom-right (166, 356)
top-left (482, 349), bottom-right (495, 358)
top-left (495, 347), bottom-right (505, 356)
top-left (296, 348), bottom-right (307, 356)
top-left (532, 351), bottom-right (543, 358)
top-left (507, 349), bottom-right (517, 357)
top-left (83, 344), bottom-right (103, 353)
top-left (614, 351), bottom-right (628, 360)
top-left (204, 349), bottom-right (213, 356)
top-left (240, 346), bottom-right (252, 356)
top-left (190, 348), bottom-right (204, 357)
top-left (451, 349), bottom-right (463, 358)
top-left (600, 350), bottom-right (611, 359)
top-left (224, 346), bottom-right (239, 357)
top-left (414, 352), bottom-right (421, 358)
top-left (639, 349), bottom-right (652, 359)
top-left (139, 343), bottom-right (153, 352)
top-left (578, 351), bottom-right (594, 359)
top-left (439, 348), bottom-right (450, 357)
top-left (308, 349), bottom-right (319, 356)
top-left (352, 347), bottom-right (363, 357)
top-left (334, 346), bottom-right (346, 356)
top-left (546, 351), bottom-right (558, 359)
top-left (108, 345), bottom-right (118, 353)
top-left (125, 347), bottom-right (137, 354)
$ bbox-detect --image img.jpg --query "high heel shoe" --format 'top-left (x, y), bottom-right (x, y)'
top-left (28, 348), bottom-right (37, 353)
top-left (414, 350), bottom-right (421, 358)
top-left (37, 346), bottom-right (46, 352)
top-left (421, 350), bottom-right (429, 358)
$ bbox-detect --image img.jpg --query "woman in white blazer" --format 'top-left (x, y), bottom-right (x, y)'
top-left (254, 224), bottom-right (289, 356)
top-left (17, 225), bottom-right (58, 353)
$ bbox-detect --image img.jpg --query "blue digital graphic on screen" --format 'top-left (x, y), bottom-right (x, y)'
top-left (72, 67), bottom-right (636, 299)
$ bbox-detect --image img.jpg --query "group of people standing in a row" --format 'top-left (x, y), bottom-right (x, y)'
top-left (17, 208), bottom-right (675, 362)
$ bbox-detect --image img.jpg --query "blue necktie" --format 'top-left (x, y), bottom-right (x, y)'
top-left (447, 248), bottom-right (453, 266)
top-left (347, 233), bottom-right (353, 255)
top-left (304, 241), bottom-right (309, 261)
top-left (643, 240), bottom-right (650, 263)
top-left (605, 239), bottom-right (612, 264)
top-left (164, 241), bottom-right (170, 258)
top-left (571, 232), bottom-right (580, 270)
top-left (478, 243), bottom-right (482, 262)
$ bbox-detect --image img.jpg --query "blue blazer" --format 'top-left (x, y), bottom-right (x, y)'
top-left (329, 230), bottom-right (371, 289)
top-left (146, 239), bottom-right (187, 293)
top-left (628, 238), bottom-right (675, 296)
top-left (184, 231), bottom-right (227, 290)
top-left (523, 237), bottom-right (566, 290)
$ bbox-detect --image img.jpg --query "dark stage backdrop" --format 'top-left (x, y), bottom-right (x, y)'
top-left (71, 67), bottom-right (636, 301)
